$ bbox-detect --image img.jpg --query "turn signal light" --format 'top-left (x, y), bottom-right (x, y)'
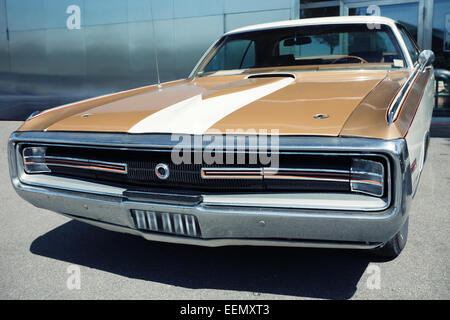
top-left (22, 147), bottom-right (51, 174)
top-left (350, 158), bottom-right (384, 197)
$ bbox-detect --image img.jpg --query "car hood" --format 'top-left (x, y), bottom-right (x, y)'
top-left (18, 69), bottom-right (409, 137)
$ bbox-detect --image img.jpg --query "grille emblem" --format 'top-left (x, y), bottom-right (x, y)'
top-left (155, 163), bottom-right (170, 180)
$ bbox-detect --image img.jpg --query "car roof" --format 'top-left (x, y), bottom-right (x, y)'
top-left (225, 16), bottom-right (398, 35)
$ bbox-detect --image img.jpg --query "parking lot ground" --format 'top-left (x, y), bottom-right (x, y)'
top-left (0, 121), bottom-right (449, 299)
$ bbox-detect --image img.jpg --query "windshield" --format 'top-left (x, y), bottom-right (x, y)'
top-left (194, 24), bottom-right (406, 77)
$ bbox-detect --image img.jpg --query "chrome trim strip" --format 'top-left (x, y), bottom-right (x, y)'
top-left (202, 193), bottom-right (389, 211)
top-left (201, 167), bottom-right (263, 179)
top-left (135, 210), bottom-right (147, 229)
top-left (124, 190), bottom-right (202, 206)
top-left (387, 63), bottom-right (421, 125)
top-left (161, 212), bottom-right (173, 233)
top-left (146, 211), bottom-right (158, 231)
top-left (64, 213), bottom-right (383, 249)
top-left (387, 50), bottom-right (434, 126)
top-left (186, 215), bottom-right (198, 237)
top-left (173, 214), bottom-right (184, 235)
top-left (8, 131), bottom-right (403, 152)
top-left (350, 170), bottom-right (383, 178)
top-left (265, 168), bottom-right (349, 174)
top-left (201, 167), bottom-right (351, 180)
top-left (350, 179), bottom-right (382, 186)
top-left (22, 148), bottom-right (128, 175)
top-left (25, 156), bottom-right (128, 174)
top-left (263, 176), bottom-right (347, 182)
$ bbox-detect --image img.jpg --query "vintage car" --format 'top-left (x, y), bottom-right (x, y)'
top-left (8, 16), bottom-right (435, 258)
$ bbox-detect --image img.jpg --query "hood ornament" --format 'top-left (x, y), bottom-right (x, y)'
top-left (313, 113), bottom-right (329, 119)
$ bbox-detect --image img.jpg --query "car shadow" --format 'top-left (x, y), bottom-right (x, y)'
top-left (30, 220), bottom-right (382, 299)
top-left (430, 123), bottom-right (450, 138)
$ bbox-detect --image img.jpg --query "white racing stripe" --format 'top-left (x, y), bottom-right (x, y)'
top-left (128, 78), bottom-right (294, 134)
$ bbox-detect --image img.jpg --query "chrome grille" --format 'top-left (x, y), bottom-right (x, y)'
top-left (132, 210), bottom-right (201, 237)
top-left (19, 144), bottom-right (389, 197)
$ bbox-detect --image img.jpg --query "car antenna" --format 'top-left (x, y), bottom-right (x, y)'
top-left (150, 1), bottom-right (162, 91)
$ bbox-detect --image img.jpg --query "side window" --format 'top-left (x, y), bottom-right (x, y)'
top-left (398, 26), bottom-right (420, 64)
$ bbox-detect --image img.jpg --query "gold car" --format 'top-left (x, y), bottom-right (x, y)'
top-left (8, 16), bottom-right (435, 258)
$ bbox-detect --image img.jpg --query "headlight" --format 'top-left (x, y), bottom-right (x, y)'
top-left (350, 158), bottom-right (384, 197)
top-left (22, 147), bottom-right (51, 174)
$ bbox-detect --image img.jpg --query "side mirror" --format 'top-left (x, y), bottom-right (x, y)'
top-left (418, 50), bottom-right (435, 69)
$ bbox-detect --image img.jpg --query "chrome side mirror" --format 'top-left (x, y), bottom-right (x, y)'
top-left (418, 50), bottom-right (435, 69)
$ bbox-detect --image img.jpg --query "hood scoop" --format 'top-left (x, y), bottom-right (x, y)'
top-left (247, 73), bottom-right (296, 80)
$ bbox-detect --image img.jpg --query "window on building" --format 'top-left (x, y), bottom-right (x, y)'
top-left (300, 5), bottom-right (339, 19)
top-left (432, 0), bottom-right (450, 114)
top-left (349, 2), bottom-right (419, 41)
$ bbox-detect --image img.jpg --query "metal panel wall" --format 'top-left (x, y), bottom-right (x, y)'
top-left (0, 0), bottom-right (10, 73)
top-left (174, 15), bottom-right (224, 77)
top-left (225, 9), bottom-right (293, 31)
top-left (0, 0), bottom-right (296, 120)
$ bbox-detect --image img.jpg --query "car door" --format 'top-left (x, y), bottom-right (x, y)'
top-left (397, 24), bottom-right (435, 193)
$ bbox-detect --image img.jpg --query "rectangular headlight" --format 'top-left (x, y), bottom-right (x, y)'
top-left (350, 158), bottom-right (384, 197)
top-left (23, 147), bottom-right (51, 174)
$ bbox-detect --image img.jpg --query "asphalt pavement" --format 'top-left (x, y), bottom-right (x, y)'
top-left (0, 121), bottom-right (449, 299)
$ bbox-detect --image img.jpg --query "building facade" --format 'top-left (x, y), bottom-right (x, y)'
top-left (0, 0), bottom-right (449, 119)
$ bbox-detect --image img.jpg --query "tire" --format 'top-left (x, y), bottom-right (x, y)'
top-left (423, 133), bottom-right (430, 164)
top-left (373, 217), bottom-right (409, 259)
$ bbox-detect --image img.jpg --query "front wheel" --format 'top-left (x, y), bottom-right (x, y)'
top-left (373, 218), bottom-right (409, 259)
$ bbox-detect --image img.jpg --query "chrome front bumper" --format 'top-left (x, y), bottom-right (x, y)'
top-left (8, 132), bottom-right (413, 249)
